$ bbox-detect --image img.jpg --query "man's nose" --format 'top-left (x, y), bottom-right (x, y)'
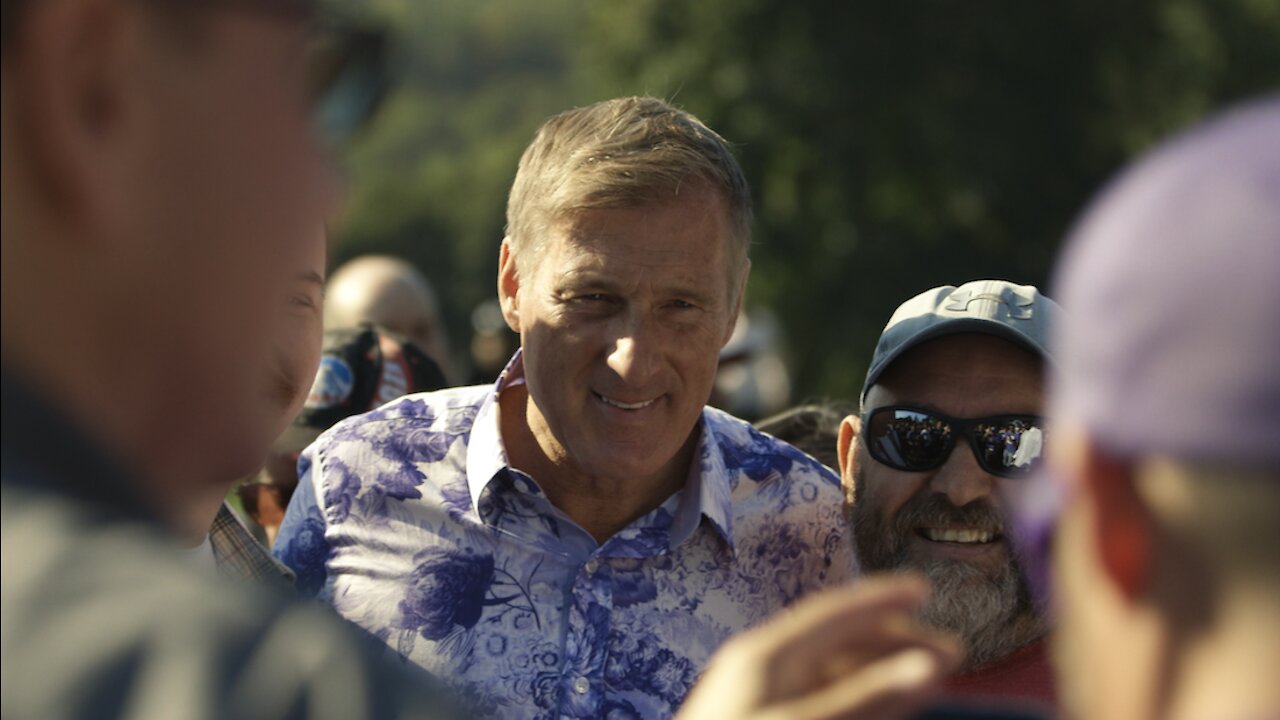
top-left (606, 318), bottom-right (661, 386)
top-left (929, 441), bottom-right (998, 508)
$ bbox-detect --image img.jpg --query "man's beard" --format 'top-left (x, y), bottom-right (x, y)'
top-left (849, 466), bottom-right (1047, 670)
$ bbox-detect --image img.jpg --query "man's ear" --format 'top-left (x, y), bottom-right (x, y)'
top-left (1081, 441), bottom-right (1152, 603)
top-left (838, 415), bottom-right (861, 508)
top-left (497, 239), bottom-right (522, 333)
top-left (722, 258), bottom-right (751, 346)
top-left (13, 0), bottom-right (135, 227)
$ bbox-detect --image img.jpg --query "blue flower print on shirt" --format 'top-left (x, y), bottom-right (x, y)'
top-left (323, 458), bottom-right (362, 524)
top-left (604, 632), bottom-right (658, 692)
top-left (603, 633), bottom-right (695, 707)
top-left (370, 464), bottom-right (425, 502)
top-left (439, 476), bottom-right (474, 522)
top-left (398, 548), bottom-right (496, 640)
top-left (508, 640), bottom-right (562, 709)
top-left (742, 519), bottom-right (811, 601)
top-left (366, 397), bottom-right (437, 426)
top-left (611, 558), bottom-right (657, 607)
top-left (370, 423), bottom-right (458, 470)
top-left (398, 546), bottom-right (543, 643)
top-left (276, 516), bottom-right (329, 596)
top-left (530, 671), bottom-right (562, 711)
top-left (639, 648), bottom-right (696, 705)
top-left (599, 699), bottom-right (642, 720)
top-left (476, 471), bottom-right (564, 541)
top-left (444, 402), bottom-right (480, 434)
top-left (719, 427), bottom-right (798, 483)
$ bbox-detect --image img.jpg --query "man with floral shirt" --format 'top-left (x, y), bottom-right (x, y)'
top-left (275, 96), bottom-right (855, 719)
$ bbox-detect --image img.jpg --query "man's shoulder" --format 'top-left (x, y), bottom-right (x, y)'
top-left (0, 483), bottom-right (461, 719)
top-left (699, 408), bottom-right (856, 586)
top-left (2, 482), bottom-right (293, 637)
top-left (704, 406), bottom-right (841, 489)
top-left (313, 384), bottom-right (491, 448)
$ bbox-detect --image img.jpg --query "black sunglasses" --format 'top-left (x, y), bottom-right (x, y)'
top-left (861, 405), bottom-right (1046, 478)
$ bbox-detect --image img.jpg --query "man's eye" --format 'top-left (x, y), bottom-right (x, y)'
top-left (289, 294), bottom-right (317, 310)
top-left (669, 299), bottom-right (696, 310)
top-left (576, 293), bottom-right (610, 303)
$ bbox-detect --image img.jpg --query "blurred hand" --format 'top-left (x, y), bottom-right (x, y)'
top-left (677, 574), bottom-right (962, 720)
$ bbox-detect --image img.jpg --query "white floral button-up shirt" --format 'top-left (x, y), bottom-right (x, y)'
top-left (275, 352), bottom-right (856, 719)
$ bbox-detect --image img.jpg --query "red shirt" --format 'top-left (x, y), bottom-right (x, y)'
top-left (942, 639), bottom-right (1058, 713)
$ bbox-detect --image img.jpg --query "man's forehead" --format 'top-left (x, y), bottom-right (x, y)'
top-left (547, 205), bottom-right (728, 268)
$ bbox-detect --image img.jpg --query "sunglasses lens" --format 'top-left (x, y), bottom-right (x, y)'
top-left (973, 418), bottom-right (1045, 477)
top-left (867, 409), bottom-right (954, 471)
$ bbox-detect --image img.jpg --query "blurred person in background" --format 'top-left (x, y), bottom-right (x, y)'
top-left (274, 95), bottom-right (854, 719)
top-left (838, 280), bottom-right (1061, 713)
top-left (240, 323), bottom-right (446, 546)
top-left (466, 297), bottom-right (520, 384)
top-left (0, 0), bottom-right (461, 717)
top-left (754, 401), bottom-right (852, 470)
top-left (324, 254), bottom-right (458, 382)
top-left (1032, 96), bottom-right (1280, 720)
top-left (711, 308), bottom-right (792, 422)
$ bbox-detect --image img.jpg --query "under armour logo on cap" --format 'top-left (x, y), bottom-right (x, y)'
top-left (944, 286), bottom-right (1036, 320)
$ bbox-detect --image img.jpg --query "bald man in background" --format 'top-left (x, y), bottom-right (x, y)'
top-left (324, 255), bottom-right (455, 381)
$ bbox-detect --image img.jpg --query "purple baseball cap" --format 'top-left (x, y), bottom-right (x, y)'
top-left (1051, 96), bottom-right (1280, 469)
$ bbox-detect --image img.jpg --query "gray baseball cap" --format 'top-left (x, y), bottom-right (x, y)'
top-left (860, 279), bottom-right (1061, 406)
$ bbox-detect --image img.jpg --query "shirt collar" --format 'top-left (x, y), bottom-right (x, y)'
top-left (463, 350), bottom-right (736, 551)
top-left (464, 350), bottom-right (526, 515)
top-left (670, 412), bottom-right (735, 551)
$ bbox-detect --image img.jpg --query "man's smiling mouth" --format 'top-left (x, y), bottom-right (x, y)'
top-left (595, 392), bottom-right (657, 410)
top-left (919, 527), bottom-right (998, 544)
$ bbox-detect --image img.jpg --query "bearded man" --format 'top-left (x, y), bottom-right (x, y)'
top-left (837, 279), bottom-right (1060, 713)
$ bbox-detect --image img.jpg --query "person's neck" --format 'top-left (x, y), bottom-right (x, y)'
top-left (2, 272), bottom-right (203, 537)
top-left (498, 385), bottom-right (694, 544)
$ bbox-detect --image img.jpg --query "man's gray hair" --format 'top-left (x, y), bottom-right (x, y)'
top-left (504, 96), bottom-right (752, 288)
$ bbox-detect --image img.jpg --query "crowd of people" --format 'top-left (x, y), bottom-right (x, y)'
top-left (2, 2), bottom-right (1276, 720)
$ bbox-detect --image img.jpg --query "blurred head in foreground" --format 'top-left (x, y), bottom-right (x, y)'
top-left (0, 0), bottom-right (349, 536)
top-left (0, 2), bottom-right (466, 717)
top-left (1042, 97), bottom-right (1280, 720)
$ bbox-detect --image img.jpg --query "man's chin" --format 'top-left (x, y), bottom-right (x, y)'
top-left (914, 557), bottom-right (1046, 670)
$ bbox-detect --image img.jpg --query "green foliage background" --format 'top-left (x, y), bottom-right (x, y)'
top-left (335, 0), bottom-right (1280, 406)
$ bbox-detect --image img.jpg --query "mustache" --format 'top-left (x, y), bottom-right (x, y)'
top-left (891, 492), bottom-right (1005, 537)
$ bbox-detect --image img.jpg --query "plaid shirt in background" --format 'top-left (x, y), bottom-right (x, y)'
top-left (209, 503), bottom-right (295, 592)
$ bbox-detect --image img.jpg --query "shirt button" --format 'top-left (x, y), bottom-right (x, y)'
top-left (584, 559), bottom-right (600, 574)
top-left (573, 676), bottom-right (590, 695)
